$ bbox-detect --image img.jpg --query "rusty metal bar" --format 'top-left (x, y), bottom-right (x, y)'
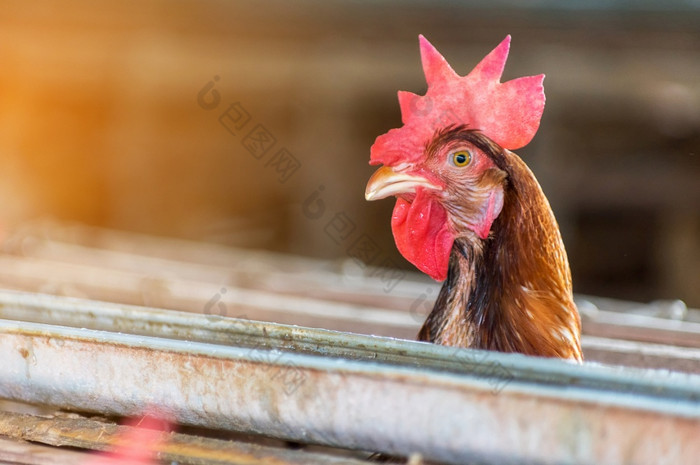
top-left (581, 335), bottom-right (700, 374)
top-left (0, 254), bottom-right (419, 338)
top-left (4, 224), bottom-right (700, 346)
top-left (1, 291), bottom-right (700, 464)
top-left (579, 304), bottom-right (700, 348)
top-left (7, 221), bottom-right (700, 320)
top-left (0, 289), bottom-right (698, 378)
top-left (0, 437), bottom-right (101, 465)
top-left (0, 411), bottom-right (371, 465)
top-left (2, 251), bottom-right (700, 369)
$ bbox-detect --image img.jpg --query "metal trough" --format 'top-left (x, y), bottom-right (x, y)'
top-left (1, 290), bottom-right (699, 464)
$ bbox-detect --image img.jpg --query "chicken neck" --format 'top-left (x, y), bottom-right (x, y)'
top-left (417, 152), bottom-right (583, 360)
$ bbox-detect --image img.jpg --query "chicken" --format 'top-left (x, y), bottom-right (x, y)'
top-left (365, 36), bottom-right (582, 361)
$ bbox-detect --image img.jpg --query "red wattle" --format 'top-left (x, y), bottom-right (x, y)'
top-left (391, 190), bottom-right (454, 281)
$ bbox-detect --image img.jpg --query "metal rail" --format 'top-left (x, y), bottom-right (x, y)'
top-left (0, 411), bottom-right (370, 465)
top-left (1, 291), bottom-right (699, 464)
top-left (0, 437), bottom-right (94, 465)
top-left (3, 234), bottom-right (700, 361)
top-left (7, 221), bottom-right (700, 319)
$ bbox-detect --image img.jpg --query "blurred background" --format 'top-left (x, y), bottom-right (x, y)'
top-left (0, 0), bottom-right (698, 307)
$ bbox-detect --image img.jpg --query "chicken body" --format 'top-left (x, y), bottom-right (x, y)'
top-left (415, 128), bottom-right (582, 360)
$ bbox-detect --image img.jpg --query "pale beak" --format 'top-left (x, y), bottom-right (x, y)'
top-left (365, 166), bottom-right (442, 201)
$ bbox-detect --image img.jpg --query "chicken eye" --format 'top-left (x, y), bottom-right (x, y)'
top-left (451, 150), bottom-right (471, 167)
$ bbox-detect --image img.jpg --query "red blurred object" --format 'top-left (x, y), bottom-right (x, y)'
top-left (84, 414), bottom-right (171, 465)
top-left (366, 36), bottom-right (582, 361)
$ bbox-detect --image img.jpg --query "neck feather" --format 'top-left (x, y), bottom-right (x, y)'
top-left (418, 151), bottom-right (582, 361)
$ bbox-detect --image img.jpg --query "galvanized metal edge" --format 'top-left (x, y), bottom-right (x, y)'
top-left (1, 290), bottom-right (700, 464)
top-left (0, 289), bottom-right (699, 405)
top-left (2, 319), bottom-right (700, 464)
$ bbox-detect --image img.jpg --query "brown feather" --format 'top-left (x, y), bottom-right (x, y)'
top-left (418, 128), bottom-right (582, 361)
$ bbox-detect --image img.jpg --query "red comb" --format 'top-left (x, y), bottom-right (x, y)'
top-left (371, 35), bottom-right (545, 166)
